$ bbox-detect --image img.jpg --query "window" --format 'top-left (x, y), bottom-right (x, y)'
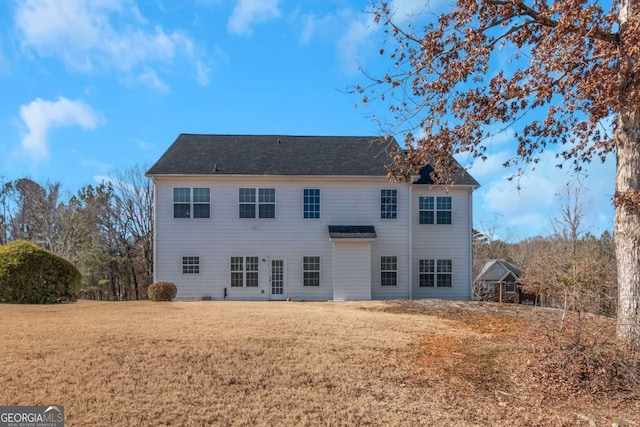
top-left (193, 188), bottom-right (211, 218)
top-left (303, 256), bottom-right (320, 286)
top-left (419, 196), bottom-right (451, 224)
top-left (230, 256), bottom-right (259, 287)
top-left (437, 259), bottom-right (452, 287)
top-left (259, 188), bottom-right (275, 218)
top-left (419, 259), bottom-right (452, 287)
top-left (174, 188), bottom-right (190, 218)
top-left (505, 282), bottom-right (516, 293)
top-left (239, 188), bottom-right (275, 218)
top-left (246, 257), bottom-right (259, 287)
top-left (303, 189), bottom-right (320, 219)
top-left (182, 256), bottom-right (200, 274)
top-left (419, 259), bottom-right (435, 287)
top-left (381, 189), bottom-right (397, 219)
top-left (174, 188), bottom-right (210, 219)
top-left (381, 256), bottom-right (397, 286)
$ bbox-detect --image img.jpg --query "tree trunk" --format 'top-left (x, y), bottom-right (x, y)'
top-left (615, 0), bottom-right (640, 348)
top-left (615, 108), bottom-right (640, 347)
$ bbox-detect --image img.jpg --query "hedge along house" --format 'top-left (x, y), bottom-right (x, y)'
top-left (146, 134), bottom-right (479, 301)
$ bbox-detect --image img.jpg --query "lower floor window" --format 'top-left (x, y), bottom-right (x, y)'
top-left (419, 259), bottom-right (452, 287)
top-left (182, 256), bottom-right (200, 274)
top-left (231, 256), bottom-right (259, 287)
top-left (381, 256), bottom-right (397, 286)
top-left (303, 256), bottom-right (320, 287)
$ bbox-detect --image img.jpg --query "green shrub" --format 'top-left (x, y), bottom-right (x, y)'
top-left (147, 281), bottom-right (177, 301)
top-left (0, 240), bottom-right (80, 304)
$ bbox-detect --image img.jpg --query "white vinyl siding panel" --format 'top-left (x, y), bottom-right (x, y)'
top-left (411, 187), bottom-right (473, 300)
top-left (153, 176), bottom-right (473, 301)
top-left (155, 177), bottom-right (404, 300)
top-left (333, 242), bottom-right (371, 301)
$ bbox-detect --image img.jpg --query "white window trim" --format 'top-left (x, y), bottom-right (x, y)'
top-left (419, 258), bottom-right (453, 287)
top-left (418, 196), bottom-right (452, 225)
top-left (238, 188), bottom-right (276, 219)
top-left (302, 255), bottom-right (321, 287)
top-left (181, 256), bottom-right (200, 274)
top-left (302, 188), bottom-right (321, 220)
top-left (173, 187), bottom-right (211, 219)
top-left (230, 256), bottom-right (259, 287)
top-left (380, 256), bottom-right (398, 286)
top-left (380, 188), bottom-right (398, 220)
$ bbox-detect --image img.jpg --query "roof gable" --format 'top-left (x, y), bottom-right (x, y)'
top-left (414, 162), bottom-right (479, 187)
top-left (476, 259), bottom-right (523, 282)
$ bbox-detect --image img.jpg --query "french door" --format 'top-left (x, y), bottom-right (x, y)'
top-left (269, 258), bottom-right (285, 300)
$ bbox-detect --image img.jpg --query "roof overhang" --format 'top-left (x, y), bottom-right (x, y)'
top-left (328, 225), bottom-right (377, 241)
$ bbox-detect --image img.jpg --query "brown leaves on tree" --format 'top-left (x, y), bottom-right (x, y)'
top-left (358, 0), bottom-right (635, 183)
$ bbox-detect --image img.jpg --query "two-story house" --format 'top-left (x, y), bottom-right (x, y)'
top-left (146, 134), bottom-right (479, 301)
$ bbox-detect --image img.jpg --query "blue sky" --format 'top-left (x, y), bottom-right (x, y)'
top-left (0, 0), bottom-right (615, 240)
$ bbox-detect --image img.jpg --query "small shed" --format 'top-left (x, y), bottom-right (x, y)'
top-left (474, 259), bottom-right (537, 304)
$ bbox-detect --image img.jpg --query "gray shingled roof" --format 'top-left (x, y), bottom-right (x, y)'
top-left (476, 259), bottom-right (523, 283)
top-left (147, 134), bottom-right (398, 177)
top-left (328, 225), bottom-right (377, 239)
top-left (146, 134), bottom-right (479, 186)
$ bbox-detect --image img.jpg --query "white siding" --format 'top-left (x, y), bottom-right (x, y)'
top-left (152, 176), bottom-right (474, 301)
top-left (153, 176), bottom-right (412, 301)
top-left (411, 186), bottom-right (474, 300)
top-left (332, 242), bottom-right (371, 301)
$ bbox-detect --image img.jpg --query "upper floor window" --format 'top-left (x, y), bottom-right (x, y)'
top-left (381, 256), bottom-right (398, 286)
top-left (230, 256), bottom-right (259, 287)
top-left (182, 256), bottom-right (200, 274)
top-left (303, 189), bottom-right (320, 219)
top-left (381, 189), bottom-right (397, 219)
top-left (303, 256), bottom-right (320, 286)
top-left (239, 188), bottom-right (275, 219)
top-left (419, 196), bottom-right (451, 224)
top-left (174, 188), bottom-right (210, 219)
top-left (419, 259), bottom-right (452, 287)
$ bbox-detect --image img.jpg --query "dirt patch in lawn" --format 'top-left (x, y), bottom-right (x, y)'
top-left (0, 299), bottom-right (638, 426)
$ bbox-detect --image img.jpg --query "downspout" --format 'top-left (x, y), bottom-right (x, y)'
top-left (152, 177), bottom-right (157, 283)
top-left (468, 188), bottom-right (474, 300)
top-left (408, 182), bottom-right (413, 300)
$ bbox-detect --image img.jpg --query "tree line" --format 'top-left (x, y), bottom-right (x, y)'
top-left (474, 186), bottom-right (617, 317)
top-left (0, 165), bottom-right (152, 300)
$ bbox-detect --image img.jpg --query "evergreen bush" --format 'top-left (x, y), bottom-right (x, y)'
top-left (0, 240), bottom-right (80, 304)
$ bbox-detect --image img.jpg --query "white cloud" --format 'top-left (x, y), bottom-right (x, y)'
top-left (14, 0), bottom-right (211, 89)
top-left (196, 60), bottom-right (211, 86)
top-left (337, 13), bottom-right (376, 74)
top-left (466, 150), bottom-right (512, 179)
top-left (473, 148), bottom-right (615, 239)
top-left (137, 69), bottom-right (169, 93)
top-left (19, 97), bottom-right (103, 160)
top-left (227, 0), bottom-right (281, 36)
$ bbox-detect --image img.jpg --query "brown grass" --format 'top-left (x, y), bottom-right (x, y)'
top-left (1, 299), bottom-right (639, 426)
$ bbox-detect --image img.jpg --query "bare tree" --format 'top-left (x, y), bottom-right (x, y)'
top-left (101, 165), bottom-right (154, 299)
top-left (520, 186), bottom-right (613, 319)
top-left (358, 0), bottom-right (639, 346)
top-left (552, 185), bottom-right (588, 242)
